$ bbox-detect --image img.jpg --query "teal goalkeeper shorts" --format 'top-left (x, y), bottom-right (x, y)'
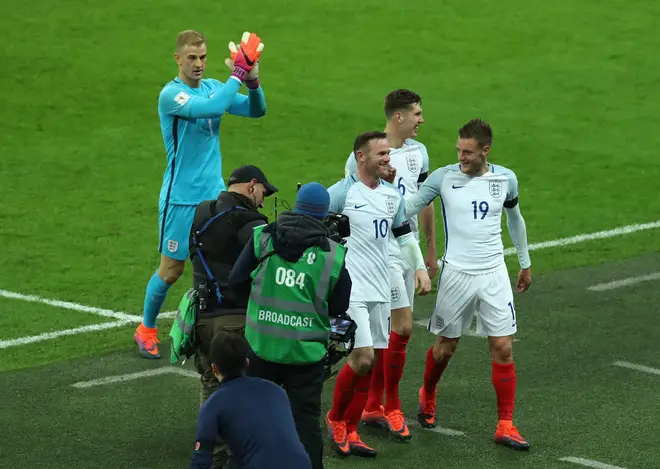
top-left (158, 203), bottom-right (197, 261)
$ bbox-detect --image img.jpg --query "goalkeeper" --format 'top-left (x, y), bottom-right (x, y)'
top-left (134, 30), bottom-right (267, 360)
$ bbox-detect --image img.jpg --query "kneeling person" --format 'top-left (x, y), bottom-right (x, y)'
top-left (190, 331), bottom-right (311, 469)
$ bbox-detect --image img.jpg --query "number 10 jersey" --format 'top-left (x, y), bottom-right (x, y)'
top-left (328, 174), bottom-right (408, 303)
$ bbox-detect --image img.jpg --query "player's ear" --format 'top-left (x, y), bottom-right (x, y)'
top-left (482, 145), bottom-right (491, 157)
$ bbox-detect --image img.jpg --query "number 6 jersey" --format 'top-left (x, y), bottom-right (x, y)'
top-left (405, 163), bottom-right (519, 274)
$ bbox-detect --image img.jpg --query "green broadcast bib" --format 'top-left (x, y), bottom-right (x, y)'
top-left (169, 288), bottom-right (198, 365)
top-left (245, 224), bottom-right (346, 364)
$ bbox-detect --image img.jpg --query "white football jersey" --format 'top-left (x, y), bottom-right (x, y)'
top-left (344, 139), bottom-right (429, 262)
top-left (405, 163), bottom-right (519, 274)
top-left (345, 139), bottom-right (429, 239)
top-left (328, 175), bottom-right (410, 302)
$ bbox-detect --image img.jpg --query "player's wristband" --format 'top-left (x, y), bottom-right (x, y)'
top-left (231, 65), bottom-right (248, 82)
top-left (245, 78), bottom-right (260, 90)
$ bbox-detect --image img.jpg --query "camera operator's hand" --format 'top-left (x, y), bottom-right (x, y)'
top-left (414, 268), bottom-right (432, 296)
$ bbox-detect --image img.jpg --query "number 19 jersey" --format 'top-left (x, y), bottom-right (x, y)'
top-left (328, 174), bottom-right (409, 303)
top-left (406, 163), bottom-right (519, 274)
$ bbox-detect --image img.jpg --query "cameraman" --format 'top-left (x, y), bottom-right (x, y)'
top-left (227, 182), bottom-right (352, 469)
top-left (189, 164), bottom-right (277, 468)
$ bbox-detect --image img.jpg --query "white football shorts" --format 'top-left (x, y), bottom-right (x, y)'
top-left (389, 257), bottom-right (415, 311)
top-left (427, 261), bottom-right (517, 338)
top-left (348, 300), bottom-right (391, 349)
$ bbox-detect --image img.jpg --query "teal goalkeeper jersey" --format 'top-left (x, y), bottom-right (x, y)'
top-left (157, 76), bottom-right (266, 206)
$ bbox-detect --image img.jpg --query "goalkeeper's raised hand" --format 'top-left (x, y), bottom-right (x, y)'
top-left (225, 31), bottom-right (264, 88)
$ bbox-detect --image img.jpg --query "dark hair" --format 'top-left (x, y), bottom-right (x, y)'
top-left (209, 331), bottom-right (249, 378)
top-left (384, 89), bottom-right (422, 118)
top-left (353, 131), bottom-right (388, 155)
top-left (458, 119), bottom-right (493, 148)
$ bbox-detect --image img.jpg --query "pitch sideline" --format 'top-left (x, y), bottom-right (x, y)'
top-left (1, 219), bottom-right (659, 350)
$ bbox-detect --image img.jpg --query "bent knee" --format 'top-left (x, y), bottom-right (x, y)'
top-left (350, 348), bottom-right (375, 374)
top-left (158, 258), bottom-right (185, 284)
top-left (490, 337), bottom-right (513, 362)
top-left (391, 308), bottom-right (413, 337)
top-left (394, 322), bottom-right (413, 337)
top-left (432, 338), bottom-right (458, 362)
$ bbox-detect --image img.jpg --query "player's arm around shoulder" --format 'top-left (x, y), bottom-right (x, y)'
top-left (404, 164), bottom-right (450, 219)
top-left (501, 166), bottom-right (532, 292)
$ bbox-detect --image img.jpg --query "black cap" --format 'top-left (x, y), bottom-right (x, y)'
top-left (228, 165), bottom-right (278, 196)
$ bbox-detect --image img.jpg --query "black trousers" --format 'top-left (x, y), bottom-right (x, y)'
top-left (246, 353), bottom-right (325, 469)
top-left (194, 313), bottom-right (246, 469)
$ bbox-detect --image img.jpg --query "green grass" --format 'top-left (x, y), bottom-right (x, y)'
top-left (1, 0), bottom-right (660, 467)
top-left (3, 256), bottom-right (660, 469)
top-left (0, 298), bottom-right (108, 340)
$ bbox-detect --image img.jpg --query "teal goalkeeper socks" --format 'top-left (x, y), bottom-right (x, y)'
top-left (142, 271), bottom-right (171, 328)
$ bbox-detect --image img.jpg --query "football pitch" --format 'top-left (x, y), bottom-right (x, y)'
top-left (2, 0), bottom-right (660, 468)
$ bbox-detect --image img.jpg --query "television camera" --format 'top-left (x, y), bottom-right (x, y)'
top-left (274, 182), bottom-right (356, 380)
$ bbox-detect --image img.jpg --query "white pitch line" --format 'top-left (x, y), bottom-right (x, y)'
top-left (0, 320), bottom-right (131, 349)
top-left (503, 219), bottom-right (660, 256)
top-left (1, 219), bottom-right (658, 349)
top-left (587, 273), bottom-right (660, 291)
top-left (613, 360), bottom-right (660, 376)
top-left (0, 289), bottom-right (140, 322)
top-left (171, 367), bottom-right (200, 379)
top-left (405, 418), bottom-right (465, 436)
top-left (559, 456), bottom-right (627, 469)
top-left (71, 366), bottom-right (198, 388)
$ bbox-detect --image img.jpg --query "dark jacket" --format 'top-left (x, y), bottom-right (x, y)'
top-left (228, 212), bottom-right (352, 317)
top-left (189, 375), bottom-right (312, 469)
top-left (189, 191), bottom-right (268, 317)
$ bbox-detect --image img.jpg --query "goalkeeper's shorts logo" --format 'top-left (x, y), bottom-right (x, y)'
top-left (167, 240), bottom-right (179, 253)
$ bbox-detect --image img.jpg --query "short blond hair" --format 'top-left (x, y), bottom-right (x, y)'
top-left (176, 30), bottom-right (206, 51)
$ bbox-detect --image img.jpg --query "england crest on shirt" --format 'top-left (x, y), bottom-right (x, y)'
top-left (386, 197), bottom-right (396, 215)
top-left (489, 181), bottom-right (503, 198)
top-left (406, 155), bottom-right (420, 173)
